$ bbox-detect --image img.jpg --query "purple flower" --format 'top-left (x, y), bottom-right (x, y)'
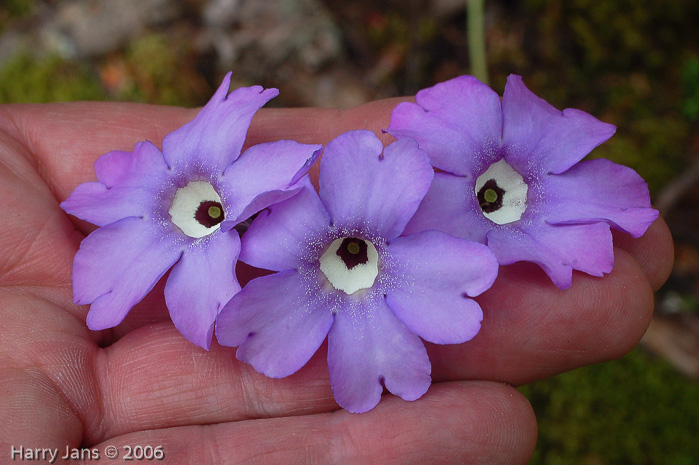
top-left (61, 73), bottom-right (321, 349)
top-left (388, 75), bottom-right (659, 288)
top-left (215, 130), bottom-right (499, 413)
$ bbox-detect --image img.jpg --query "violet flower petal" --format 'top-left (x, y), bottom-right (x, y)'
top-left (60, 182), bottom-right (146, 227)
top-left (216, 270), bottom-right (335, 378)
top-left (73, 217), bottom-right (181, 329)
top-left (61, 142), bottom-right (169, 226)
top-left (543, 159), bottom-right (659, 237)
top-left (487, 221), bottom-right (614, 289)
top-left (385, 230), bottom-right (497, 344)
top-left (164, 230), bottom-right (242, 350)
top-left (161, 72), bottom-right (279, 172)
top-left (502, 75), bottom-right (616, 175)
top-left (403, 171), bottom-right (490, 242)
top-left (220, 140), bottom-right (322, 225)
top-left (387, 75), bottom-right (503, 176)
top-left (239, 178), bottom-right (331, 271)
top-left (94, 142), bottom-right (169, 187)
top-left (319, 130), bottom-right (433, 240)
top-left (327, 296), bottom-right (431, 413)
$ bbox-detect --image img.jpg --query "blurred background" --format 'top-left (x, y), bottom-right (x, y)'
top-left (1, 0), bottom-right (697, 463)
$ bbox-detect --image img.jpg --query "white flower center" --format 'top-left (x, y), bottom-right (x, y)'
top-left (474, 159), bottom-right (528, 225)
top-left (319, 237), bottom-right (379, 295)
top-left (169, 181), bottom-right (225, 238)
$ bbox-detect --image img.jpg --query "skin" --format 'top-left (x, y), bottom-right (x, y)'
top-left (0, 98), bottom-right (673, 464)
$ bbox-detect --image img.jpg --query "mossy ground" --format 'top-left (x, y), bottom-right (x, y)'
top-left (521, 348), bottom-right (699, 465)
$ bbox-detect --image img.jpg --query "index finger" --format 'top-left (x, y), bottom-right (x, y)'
top-left (0, 98), bottom-right (404, 202)
top-left (0, 96), bottom-right (672, 288)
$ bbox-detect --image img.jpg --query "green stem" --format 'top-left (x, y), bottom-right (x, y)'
top-left (467, 0), bottom-right (489, 85)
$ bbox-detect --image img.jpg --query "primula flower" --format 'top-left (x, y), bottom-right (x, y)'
top-left (388, 75), bottom-right (658, 288)
top-left (61, 73), bottom-right (321, 349)
top-left (215, 130), bottom-right (499, 413)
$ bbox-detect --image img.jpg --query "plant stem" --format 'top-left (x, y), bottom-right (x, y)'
top-left (467, 0), bottom-right (489, 85)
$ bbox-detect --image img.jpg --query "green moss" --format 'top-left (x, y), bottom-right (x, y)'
top-left (590, 115), bottom-right (688, 194)
top-left (504, 0), bottom-right (699, 197)
top-left (118, 33), bottom-right (207, 106)
top-left (0, 52), bottom-right (105, 104)
top-left (0, 0), bottom-right (35, 32)
top-left (521, 348), bottom-right (699, 465)
top-left (681, 55), bottom-right (699, 122)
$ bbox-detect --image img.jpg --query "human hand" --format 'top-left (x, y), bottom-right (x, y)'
top-left (0, 98), bottom-right (673, 464)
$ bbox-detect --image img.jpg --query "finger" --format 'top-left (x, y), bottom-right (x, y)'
top-left (0, 289), bottom-right (101, 448)
top-left (1, 102), bottom-right (198, 202)
top-left (1, 98), bottom-right (406, 203)
top-left (89, 381), bottom-right (536, 465)
top-left (612, 217), bottom-right (674, 291)
top-left (4, 99), bottom-right (671, 290)
top-left (0, 367), bottom-right (83, 456)
top-left (89, 248), bottom-right (650, 440)
top-left (88, 323), bottom-right (335, 443)
top-left (0, 125), bottom-right (77, 305)
top-left (101, 262), bottom-right (273, 345)
top-left (428, 246), bottom-right (655, 385)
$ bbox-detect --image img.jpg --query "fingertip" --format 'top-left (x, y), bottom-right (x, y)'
top-left (337, 97), bottom-right (413, 144)
top-left (613, 217), bottom-right (674, 292)
top-left (598, 247), bottom-right (656, 359)
top-left (427, 249), bottom-right (657, 386)
top-left (326, 381), bottom-right (537, 465)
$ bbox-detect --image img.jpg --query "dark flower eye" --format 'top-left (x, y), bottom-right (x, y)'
top-left (336, 238), bottom-right (368, 269)
top-left (477, 180), bottom-right (504, 213)
top-left (474, 159), bottom-right (528, 225)
top-left (195, 200), bottom-right (225, 228)
top-left (169, 181), bottom-right (226, 238)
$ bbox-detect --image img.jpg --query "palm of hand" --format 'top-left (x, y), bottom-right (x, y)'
top-left (0, 101), bottom-right (673, 464)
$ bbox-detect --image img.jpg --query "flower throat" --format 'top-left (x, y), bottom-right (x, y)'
top-left (336, 238), bottom-right (368, 269)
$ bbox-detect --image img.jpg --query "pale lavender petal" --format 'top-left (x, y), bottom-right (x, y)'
top-left (164, 230), bottom-right (242, 350)
top-left (220, 140), bottom-right (321, 224)
top-left (239, 178), bottom-right (331, 271)
top-left (502, 75), bottom-right (616, 175)
top-left (320, 131), bottom-right (433, 240)
top-left (73, 217), bottom-right (182, 329)
top-left (388, 75), bottom-right (503, 176)
top-left (403, 172), bottom-right (490, 243)
top-left (327, 297), bottom-right (431, 413)
top-left (61, 142), bottom-right (170, 226)
top-left (543, 159), bottom-right (658, 237)
top-left (161, 72), bottom-right (279, 172)
top-left (216, 270), bottom-right (335, 378)
top-left (60, 182), bottom-right (146, 227)
top-left (94, 142), bottom-right (169, 187)
top-left (385, 231), bottom-right (497, 344)
top-left (92, 150), bottom-right (132, 186)
top-left (487, 221), bottom-right (614, 289)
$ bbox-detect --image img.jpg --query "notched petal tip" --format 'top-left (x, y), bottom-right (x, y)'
top-left (215, 70), bottom-right (278, 104)
top-left (217, 271), bottom-right (334, 379)
top-left (289, 145), bottom-right (323, 186)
